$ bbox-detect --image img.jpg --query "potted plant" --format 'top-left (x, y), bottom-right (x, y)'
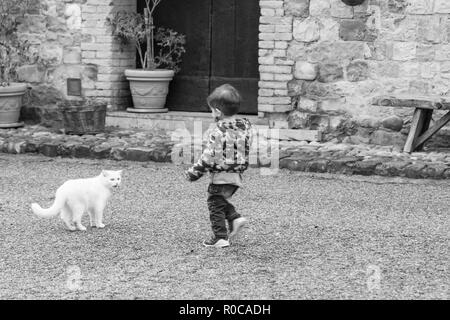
top-left (0, 0), bottom-right (41, 128)
top-left (108, 0), bottom-right (186, 113)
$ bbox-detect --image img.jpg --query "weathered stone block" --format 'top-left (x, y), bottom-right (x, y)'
top-left (434, 0), bottom-right (450, 13)
top-left (57, 142), bottom-right (75, 157)
top-left (399, 62), bottom-right (420, 77)
top-left (125, 148), bottom-right (151, 162)
top-left (370, 130), bottom-right (406, 147)
top-left (388, 42), bottom-right (416, 61)
top-left (421, 164), bottom-right (448, 179)
top-left (346, 60), bottom-right (369, 82)
top-left (111, 147), bottom-right (127, 161)
top-left (17, 65), bottom-right (45, 83)
top-left (330, 0), bottom-right (353, 18)
top-left (302, 81), bottom-right (340, 99)
top-left (339, 19), bottom-right (375, 41)
top-left (294, 61), bottom-right (318, 80)
top-left (285, 0), bottom-right (310, 17)
top-left (404, 163), bottom-right (427, 179)
top-left (416, 44), bottom-right (435, 61)
top-left (309, 0), bottom-right (331, 16)
top-left (353, 159), bottom-right (382, 176)
top-left (406, 0), bottom-right (434, 14)
top-left (318, 17), bottom-right (340, 41)
top-left (287, 110), bottom-right (309, 129)
top-left (387, 0), bottom-right (409, 13)
top-left (409, 80), bottom-right (430, 94)
top-left (371, 61), bottom-right (400, 79)
top-left (39, 143), bottom-right (59, 157)
top-left (306, 159), bottom-right (329, 173)
top-left (306, 42), bottom-right (371, 63)
top-left (319, 98), bottom-right (346, 112)
top-left (381, 115), bottom-right (403, 132)
top-left (417, 16), bottom-right (441, 44)
top-left (420, 62), bottom-right (440, 79)
top-left (298, 97), bottom-right (318, 112)
top-left (65, 4), bottom-right (82, 30)
top-left (317, 63), bottom-right (343, 83)
top-left (309, 114), bottom-right (330, 130)
top-left (25, 140), bottom-right (40, 153)
top-left (375, 161), bottom-right (411, 177)
top-left (293, 17), bottom-right (320, 42)
top-left (274, 73), bottom-right (294, 81)
top-left (149, 148), bottom-right (171, 162)
top-left (327, 157), bottom-right (361, 174)
top-left (91, 144), bottom-right (112, 159)
top-left (39, 44), bottom-right (64, 65)
top-left (63, 47), bottom-right (82, 64)
top-left (258, 104), bottom-right (293, 113)
top-left (258, 96), bottom-right (292, 104)
top-left (287, 79), bottom-right (305, 96)
top-left (73, 145), bottom-right (91, 158)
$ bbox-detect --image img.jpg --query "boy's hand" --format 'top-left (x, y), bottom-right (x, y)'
top-left (184, 169), bottom-right (201, 182)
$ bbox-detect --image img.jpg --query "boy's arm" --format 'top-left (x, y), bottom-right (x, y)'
top-left (184, 129), bottom-right (221, 182)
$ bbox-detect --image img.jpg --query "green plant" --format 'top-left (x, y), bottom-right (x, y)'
top-left (107, 0), bottom-right (186, 73)
top-left (0, 0), bottom-right (42, 86)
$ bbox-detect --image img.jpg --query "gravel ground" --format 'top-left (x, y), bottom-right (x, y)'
top-left (0, 153), bottom-right (448, 300)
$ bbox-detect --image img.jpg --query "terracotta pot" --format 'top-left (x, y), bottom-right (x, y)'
top-left (0, 83), bottom-right (27, 128)
top-left (125, 69), bottom-right (175, 113)
top-left (341, 0), bottom-right (366, 6)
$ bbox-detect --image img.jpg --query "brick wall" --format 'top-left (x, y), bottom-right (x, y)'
top-left (18, 0), bottom-right (136, 116)
top-left (259, 0), bottom-right (450, 145)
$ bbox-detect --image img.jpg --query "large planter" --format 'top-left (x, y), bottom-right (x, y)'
top-left (58, 100), bottom-right (107, 135)
top-left (0, 83), bottom-right (27, 128)
top-left (125, 69), bottom-right (174, 113)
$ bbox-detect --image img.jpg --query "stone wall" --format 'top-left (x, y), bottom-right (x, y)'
top-left (18, 0), bottom-right (136, 126)
top-left (259, 0), bottom-right (450, 147)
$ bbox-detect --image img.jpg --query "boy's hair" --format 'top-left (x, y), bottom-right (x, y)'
top-left (207, 84), bottom-right (241, 116)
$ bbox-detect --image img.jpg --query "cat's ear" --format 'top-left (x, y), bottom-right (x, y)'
top-left (101, 170), bottom-right (108, 177)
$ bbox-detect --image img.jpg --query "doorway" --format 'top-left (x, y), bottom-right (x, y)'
top-left (137, 0), bottom-right (259, 114)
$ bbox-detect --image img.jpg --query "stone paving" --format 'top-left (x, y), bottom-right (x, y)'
top-left (0, 125), bottom-right (449, 179)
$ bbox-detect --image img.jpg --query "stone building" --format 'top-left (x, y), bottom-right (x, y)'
top-left (17, 0), bottom-right (450, 145)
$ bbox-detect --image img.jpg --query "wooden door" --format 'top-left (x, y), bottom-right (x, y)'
top-left (139, 0), bottom-right (259, 114)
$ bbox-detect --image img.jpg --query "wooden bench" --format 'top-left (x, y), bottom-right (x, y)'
top-left (372, 95), bottom-right (450, 153)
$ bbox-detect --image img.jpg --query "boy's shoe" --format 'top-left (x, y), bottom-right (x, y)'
top-left (229, 217), bottom-right (247, 240)
top-left (203, 237), bottom-right (230, 248)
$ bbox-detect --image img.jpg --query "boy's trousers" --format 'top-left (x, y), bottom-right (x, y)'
top-left (207, 184), bottom-right (241, 239)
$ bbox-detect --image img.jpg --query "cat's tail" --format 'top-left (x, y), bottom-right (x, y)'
top-left (31, 192), bottom-right (66, 218)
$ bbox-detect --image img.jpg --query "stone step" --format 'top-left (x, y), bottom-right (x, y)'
top-left (106, 111), bottom-right (322, 141)
top-left (106, 111), bottom-right (261, 133)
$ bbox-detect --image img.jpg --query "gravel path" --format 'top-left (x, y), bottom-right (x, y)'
top-left (0, 154), bottom-right (448, 299)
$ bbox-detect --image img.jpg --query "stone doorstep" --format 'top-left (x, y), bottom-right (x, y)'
top-left (106, 111), bottom-right (322, 141)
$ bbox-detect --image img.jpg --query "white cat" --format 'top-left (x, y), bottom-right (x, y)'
top-left (31, 170), bottom-right (122, 231)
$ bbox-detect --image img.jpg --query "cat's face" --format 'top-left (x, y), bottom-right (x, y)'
top-left (101, 170), bottom-right (122, 188)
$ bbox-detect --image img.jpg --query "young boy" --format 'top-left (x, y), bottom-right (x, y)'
top-left (184, 84), bottom-right (253, 248)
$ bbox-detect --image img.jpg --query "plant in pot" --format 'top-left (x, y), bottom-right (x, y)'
top-left (0, 0), bottom-right (41, 128)
top-left (108, 0), bottom-right (186, 113)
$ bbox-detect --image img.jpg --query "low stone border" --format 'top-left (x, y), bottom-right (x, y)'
top-left (1, 125), bottom-right (449, 180)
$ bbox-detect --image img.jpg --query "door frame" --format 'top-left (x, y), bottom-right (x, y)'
top-left (133, 0), bottom-right (294, 121)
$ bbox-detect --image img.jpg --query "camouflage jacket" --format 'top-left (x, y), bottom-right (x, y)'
top-left (185, 118), bottom-right (253, 182)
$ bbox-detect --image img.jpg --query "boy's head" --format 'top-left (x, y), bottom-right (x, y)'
top-left (207, 84), bottom-right (241, 119)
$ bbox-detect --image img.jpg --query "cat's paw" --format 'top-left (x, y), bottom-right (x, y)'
top-left (77, 225), bottom-right (87, 231)
top-left (96, 223), bottom-right (106, 229)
